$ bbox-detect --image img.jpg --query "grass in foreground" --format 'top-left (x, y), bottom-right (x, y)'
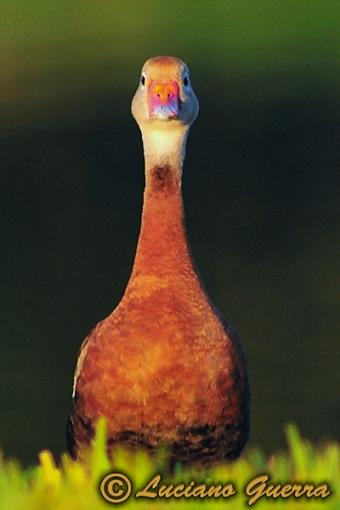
top-left (0, 422), bottom-right (338, 510)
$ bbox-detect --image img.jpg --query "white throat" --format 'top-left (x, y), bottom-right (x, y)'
top-left (141, 126), bottom-right (189, 170)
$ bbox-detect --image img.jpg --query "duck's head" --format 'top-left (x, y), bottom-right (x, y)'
top-left (131, 56), bottom-right (199, 132)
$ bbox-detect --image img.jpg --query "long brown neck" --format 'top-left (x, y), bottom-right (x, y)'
top-left (129, 126), bottom-right (195, 279)
top-left (131, 164), bottom-right (193, 278)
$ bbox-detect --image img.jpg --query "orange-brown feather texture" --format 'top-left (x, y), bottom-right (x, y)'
top-left (68, 57), bottom-right (249, 465)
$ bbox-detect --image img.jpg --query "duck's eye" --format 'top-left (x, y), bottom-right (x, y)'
top-left (141, 74), bottom-right (146, 86)
top-left (183, 76), bottom-right (189, 87)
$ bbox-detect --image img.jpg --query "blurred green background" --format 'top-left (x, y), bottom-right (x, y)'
top-left (1, 0), bottom-right (339, 465)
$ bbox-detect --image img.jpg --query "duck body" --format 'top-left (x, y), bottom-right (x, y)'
top-left (68, 57), bottom-right (249, 465)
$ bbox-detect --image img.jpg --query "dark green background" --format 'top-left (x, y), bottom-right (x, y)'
top-left (1, 1), bottom-right (339, 465)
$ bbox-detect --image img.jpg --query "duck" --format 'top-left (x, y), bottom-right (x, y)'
top-left (68, 56), bottom-right (250, 466)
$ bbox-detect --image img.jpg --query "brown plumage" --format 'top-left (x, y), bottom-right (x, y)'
top-left (68, 56), bottom-right (249, 466)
